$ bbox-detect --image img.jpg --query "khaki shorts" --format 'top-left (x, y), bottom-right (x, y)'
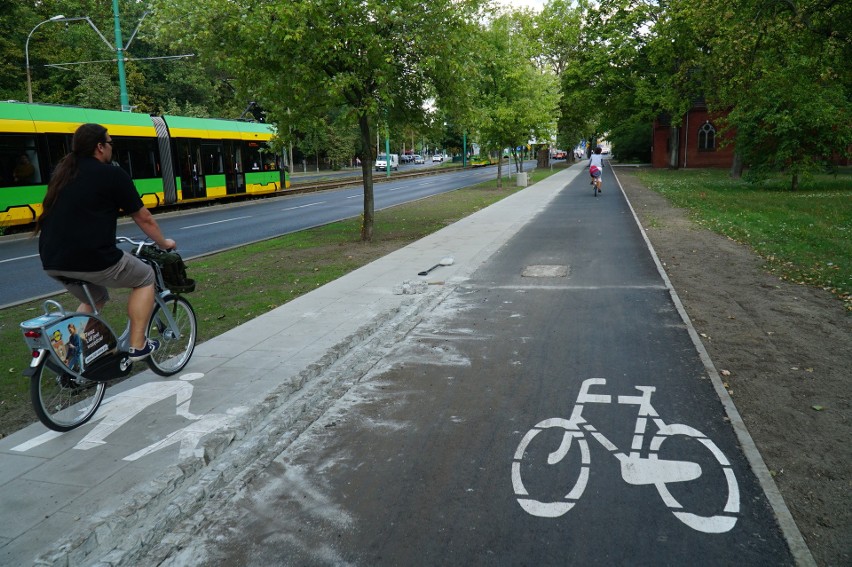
top-left (46, 251), bottom-right (155, 306)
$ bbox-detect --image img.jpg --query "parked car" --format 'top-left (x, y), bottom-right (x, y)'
top-left (413, 154), bottom-right (425, 164)
top-left (432, 153), bottom-right (444, 163)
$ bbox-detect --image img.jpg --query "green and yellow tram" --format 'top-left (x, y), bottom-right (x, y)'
top-left (0, 101), bottom-right (289, 228)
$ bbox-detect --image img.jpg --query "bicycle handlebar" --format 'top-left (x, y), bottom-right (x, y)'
top-left (116, 236), bottom-right (175, 255)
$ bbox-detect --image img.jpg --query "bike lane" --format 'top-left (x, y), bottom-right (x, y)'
top-left (169, 166), bottom-right (796, 565)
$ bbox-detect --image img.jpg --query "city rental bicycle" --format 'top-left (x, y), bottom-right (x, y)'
top-left (512, 378), bottom-right (740, 534)
top-left (20, 237), bottom-right (197, 432)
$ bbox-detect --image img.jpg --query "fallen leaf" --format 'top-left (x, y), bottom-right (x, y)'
top-left (720, 369), bottom-right (731, 377)
top-left (811, 405), bottom-right (824, 411)
top-left (805, 368), bottom-right (814, 373)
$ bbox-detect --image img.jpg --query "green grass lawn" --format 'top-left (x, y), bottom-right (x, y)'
top-left (634, 168), bottom-right (852, 309)
top-left (0, 165), bottom-right (550, 437)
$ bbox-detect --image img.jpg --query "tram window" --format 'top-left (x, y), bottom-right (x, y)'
top-left (175, 140), bottom-right (196, 180)
top-left (45, 134), bottom-right (70, 177)
top-left (201, 143), bottom-right (224, 174)
top-left (113, 137), bottom-right (160, 179)
top-left (243, 141), bottom-right (263, 171)
top-left (262, 151), bottom-right (280, 171)
top-left (0, 135), bottom-right (43, 188)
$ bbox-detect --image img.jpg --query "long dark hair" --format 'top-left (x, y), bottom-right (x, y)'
top-left (34, 123), bottom-right (108, 234)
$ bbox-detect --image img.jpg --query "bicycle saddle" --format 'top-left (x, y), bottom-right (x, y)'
top-left (55, 276), bottom-right (93, 287)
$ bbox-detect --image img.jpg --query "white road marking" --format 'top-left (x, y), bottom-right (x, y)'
top-left (282, 201), bottom-right (326, 211)
top-left (11, 430), bottom-right (63, 451)
top-left (0, 254), bottom-right (39, 264)
top-left (180, 215), bottom-right (253, 230)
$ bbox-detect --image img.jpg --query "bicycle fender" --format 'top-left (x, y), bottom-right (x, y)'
top-left (23, 350), bottom-right (47, 375)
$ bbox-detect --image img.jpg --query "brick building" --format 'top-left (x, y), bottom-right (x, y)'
top-left (652, 102), bottom-right (735, 169)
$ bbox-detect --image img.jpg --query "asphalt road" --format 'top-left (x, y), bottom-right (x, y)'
top-left (0, 162), bottom-right (527, 308)
top-left (164, 164), bottom-right (793, 565)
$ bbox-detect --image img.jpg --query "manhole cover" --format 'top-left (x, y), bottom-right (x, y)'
top-left (522, 264), bottom-right (569, 277)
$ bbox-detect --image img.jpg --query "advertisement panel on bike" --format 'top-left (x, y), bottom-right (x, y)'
top-left (28, 314), bottom-right (117, 373)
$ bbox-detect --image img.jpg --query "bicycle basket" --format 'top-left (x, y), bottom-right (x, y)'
top-left (136, 247), bottom-right (196, 293)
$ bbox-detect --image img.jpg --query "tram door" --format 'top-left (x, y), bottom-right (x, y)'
top-left (175, 139), bottom-right (206, 199)
top-left (224, 140), bottom-right (246, 195)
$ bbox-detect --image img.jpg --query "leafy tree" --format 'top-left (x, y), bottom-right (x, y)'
top-left (566, 0), bottom-right (851, 186)
top-left (469, 11), bottom-right (559, 185)
top-left (297, 118), bottom-right (330, 172)
top-left (532, 0), bottom-right (587, 77)
top-left (2, 1), bottom-right (238, 117)
top-left (73, 65), bottom-right (119, 109)
top-left (151, 0), bottom-right (485, 241)
top-left (688, 0), bottom-right (852, 188)
top-left (0, 2), bottom-right (36, 101)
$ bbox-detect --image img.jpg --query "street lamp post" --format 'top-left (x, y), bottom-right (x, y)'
top-left (25, 9), bottom-right (141, 110)
top-left (26, 15), bottom-right (66, 103)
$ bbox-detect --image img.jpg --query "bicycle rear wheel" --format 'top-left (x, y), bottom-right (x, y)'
top-left (30, 358), bottom-right (106, 432)
top-left (511, 418), bottom-right (590, 518)
top-left (146, 294), bottom-right (197, 376)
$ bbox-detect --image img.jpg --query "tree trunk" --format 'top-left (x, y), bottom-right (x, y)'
top-left (669, 126), bottom-right (680, 169)
top-left (358, 113), bottom-right (374, 242)
top-left (791, 172), bottom-right (799, 191)
top-left (730, 152), bottom-right (743, 179)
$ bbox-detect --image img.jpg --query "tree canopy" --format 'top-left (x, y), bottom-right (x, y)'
top-left (540, 0), bottom-right (851, 184)
top-left (150, 0), bottom-right (486, 240)
top-left (2, 0), bottom-right (848, 200)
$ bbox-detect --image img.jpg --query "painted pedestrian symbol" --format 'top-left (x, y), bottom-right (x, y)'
top-left (511, 378), bottom-right (740, 534)
top-left (12, 372), bottom-right (247, 463)
top-left (74, 372), bottom-right (207, 451)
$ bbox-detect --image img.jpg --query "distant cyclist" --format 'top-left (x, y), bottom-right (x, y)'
top-left (589, 146), bottom-right (604, 194)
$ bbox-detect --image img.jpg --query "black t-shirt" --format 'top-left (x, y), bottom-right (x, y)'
top-left (39, 157), bottom-right (144, 271)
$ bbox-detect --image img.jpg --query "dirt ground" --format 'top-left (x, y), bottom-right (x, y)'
top-left (616, 169), bottom-right (850, 567)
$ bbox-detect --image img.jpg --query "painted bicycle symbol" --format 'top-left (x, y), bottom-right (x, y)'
top-left (511, 378), bottom-right (740, 533)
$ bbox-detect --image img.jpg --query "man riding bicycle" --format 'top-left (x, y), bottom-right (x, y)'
top-left (35, 123), bottom-right (176, 362)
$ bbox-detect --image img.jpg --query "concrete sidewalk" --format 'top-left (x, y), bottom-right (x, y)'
top-left (0, 164), bottom-right (578, 566)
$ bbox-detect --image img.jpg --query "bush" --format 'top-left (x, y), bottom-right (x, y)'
top-left (608, 118), bottom-right (652, 162)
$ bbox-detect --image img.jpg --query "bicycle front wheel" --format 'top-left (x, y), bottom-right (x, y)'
top-left (146, 294), bottom-right (197, 376)
top-left (651, 424), bottom-right (740, 533)
top-left (30, 358), bottom-right (106, 432)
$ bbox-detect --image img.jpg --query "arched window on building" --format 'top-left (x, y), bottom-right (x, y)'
top-left (698, 121), bottom-right (716, 151)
